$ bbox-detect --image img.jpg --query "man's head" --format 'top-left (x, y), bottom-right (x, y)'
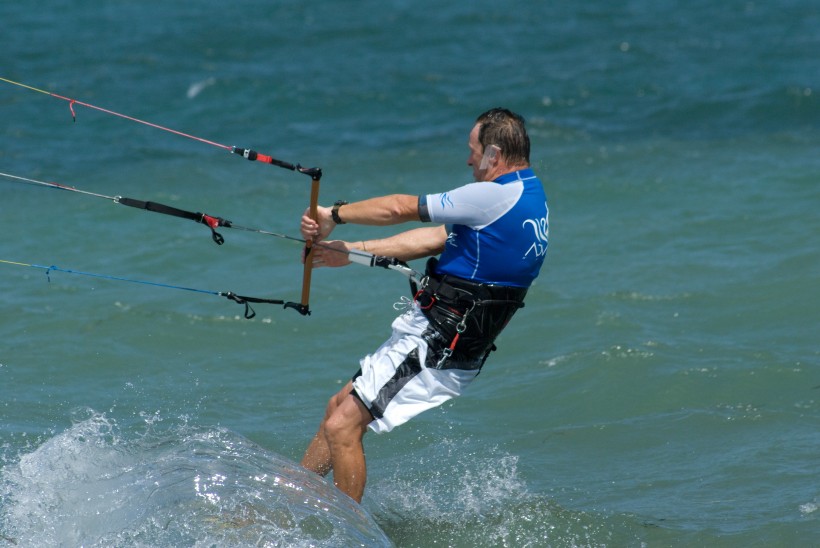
top-left (468, 108), bottom-right (530, 181)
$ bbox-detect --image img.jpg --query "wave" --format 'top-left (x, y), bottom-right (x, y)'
top-left (366, 439), bottom-right (648, 547)
top-left (0, 410), bottom-right (391, 547)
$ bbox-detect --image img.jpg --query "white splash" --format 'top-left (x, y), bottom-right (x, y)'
top-left (0, 410), bottom-right (392, 547)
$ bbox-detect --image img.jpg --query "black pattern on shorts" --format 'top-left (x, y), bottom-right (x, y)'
top-left (368, 348), bottom-right (423, 419)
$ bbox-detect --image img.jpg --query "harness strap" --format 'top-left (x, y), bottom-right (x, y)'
top-left (416, 259), bottom-right (527, 369)
top-left (417, 277), bottom-right (527, 310)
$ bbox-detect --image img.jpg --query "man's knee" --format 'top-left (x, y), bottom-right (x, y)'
top-left (323, 381), bottom-right (354, 419)
top-left (324, 395), bottom-right (371, 447)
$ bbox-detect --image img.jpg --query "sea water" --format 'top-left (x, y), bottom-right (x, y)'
top-left (1, 1), bottom-right (818, 546)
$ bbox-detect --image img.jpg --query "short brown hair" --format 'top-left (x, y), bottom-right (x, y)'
top-left (476, 108), bottom-right (530, 166)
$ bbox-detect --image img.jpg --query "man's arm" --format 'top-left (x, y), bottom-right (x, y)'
top-left (301, 194), bottom-right (420, 243)
top-left (357, 225), bottom-right (447, 261)
top-left (311, 225), bottom-right (447, 268)
top-left (332, 194), bottom-right (420, 225)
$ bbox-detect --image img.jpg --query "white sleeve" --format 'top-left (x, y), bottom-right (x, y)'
top-left (422, 181), bottom-right (524, 229)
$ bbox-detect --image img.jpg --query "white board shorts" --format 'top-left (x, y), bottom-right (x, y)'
top-left (351, 304), bottom-right (481, 434)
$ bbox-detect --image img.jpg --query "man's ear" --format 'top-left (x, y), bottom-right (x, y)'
top-left (479, 144), bottom-right (500, 170)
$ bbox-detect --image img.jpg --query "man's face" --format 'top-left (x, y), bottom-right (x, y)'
top-left (467, 123), bottom-right (485, 181)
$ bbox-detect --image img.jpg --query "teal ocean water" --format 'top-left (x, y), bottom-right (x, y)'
top-left (2, 1), bottom-right (819, 546)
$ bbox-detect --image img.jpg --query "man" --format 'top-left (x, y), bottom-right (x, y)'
top-left (299, 107), bottom-right (549, 503)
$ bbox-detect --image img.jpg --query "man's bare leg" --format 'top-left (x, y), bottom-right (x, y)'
top-left (301, 381), bottom-right (373, 502)
top-left (301, 429), bottom-right (333, 477)
top-left (301, 383), bottom-right (351, 476)
top-left (323, 391), bottom-right (372, 502)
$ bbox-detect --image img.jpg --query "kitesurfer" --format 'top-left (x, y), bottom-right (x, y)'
top-left (299, 108), bottom-right (549, 503)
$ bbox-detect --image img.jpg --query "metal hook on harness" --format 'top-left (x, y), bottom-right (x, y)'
top-left (435, 300), bottom-right (476, 369)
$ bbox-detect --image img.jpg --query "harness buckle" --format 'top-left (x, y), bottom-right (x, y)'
top-left (413, 285), bottom-right (436, 310)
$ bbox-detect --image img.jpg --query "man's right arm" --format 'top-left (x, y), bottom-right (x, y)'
top-left (331, 194), bottom-right (420, 226)
top-left (302, 194), bottom-right (421, 244)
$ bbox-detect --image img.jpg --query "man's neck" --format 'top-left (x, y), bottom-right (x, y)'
top-left (485, 163), bottom-right (530, 181)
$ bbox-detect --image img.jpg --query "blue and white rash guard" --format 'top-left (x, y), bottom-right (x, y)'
top-left (418, 168), bottom-right (548, 287)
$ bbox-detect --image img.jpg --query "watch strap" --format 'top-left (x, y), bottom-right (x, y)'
top-left (331, 200), bottom-right (348, 224)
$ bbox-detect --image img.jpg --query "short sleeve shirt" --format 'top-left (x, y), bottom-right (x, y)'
top-left (418, 168), bottom-right (548, 287)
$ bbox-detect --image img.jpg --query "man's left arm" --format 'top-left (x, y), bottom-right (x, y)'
top-left (310, 225), bottom-right (447, 268)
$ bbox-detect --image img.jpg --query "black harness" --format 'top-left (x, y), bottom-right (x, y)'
top-left (414, 258), bottom-right (527, 369)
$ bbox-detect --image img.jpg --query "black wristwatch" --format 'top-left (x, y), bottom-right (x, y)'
top-left (331, 200), bottom-right (348, 224)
